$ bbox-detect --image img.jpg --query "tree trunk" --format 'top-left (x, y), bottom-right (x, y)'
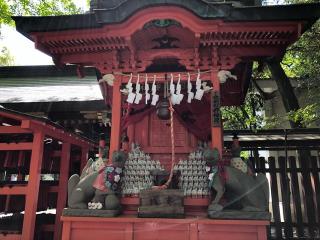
top-left (267, 59), bottom-right (310, 160)
top-left (266, 59), bottom-right (302, 128)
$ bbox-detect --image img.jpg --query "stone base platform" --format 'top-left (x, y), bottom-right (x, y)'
top-left (138, 206), bottom-right (184, 218)
top-left (208, 210), bottom-right (271, 220)
top-left (62, 208), bottom-right (121, 217)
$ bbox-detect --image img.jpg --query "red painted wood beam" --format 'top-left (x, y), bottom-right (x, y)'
top-left (0, 142), bottom-right (33, 151)
top-left (0, 186), bottom-right (27, 195)
top-left (31, 16), bottom-right (300, 55)
top-left (17, 151), bottom-right (25, 181)
top-left (0, 126), bottom-right (31, 134)
top-left (119, 71), bottom-right (212, 83)
top-left (108, 78), bottom-right (122, 162)
top-left (21, 120), bottom-right (96, 148)
top-left (203, 38), bottom-right (291, 46)
top-left (0, 234), bottom-right (22, 240)
top-left (58, 45), bottom-right (286, 73)
top-left (80, 147), bottom-right (89, 171)
top-left (22, 131), bottom-right (45, 240)
top-left (0, 111), bottom-right (26, 122)
top-left (61, 221), bottom-right (71, 240)
top-left (142, 146), bottom-right (196, 154)
top-left (54, 142), bottom-right (71, 240)
top-left (31, 4), bottom-right (300, 43)
top-left (48, 41), bottom-right (127, 54)
top-left (60, 215), bottom-right (269, 225)
top-left (211, 69), bottom-right (223, 156)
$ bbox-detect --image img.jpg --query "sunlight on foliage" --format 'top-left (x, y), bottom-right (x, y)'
top-left (0, 0), bottom-right (83, 25)
top-left (0, 46), bottom-right (14, 65)
top-left (222, 90), bottom-right (265, 131)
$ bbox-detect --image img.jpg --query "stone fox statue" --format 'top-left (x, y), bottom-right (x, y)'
top-left (67, 151), bottom-right (126, 210)
top-left (203, 148), bottom-right (269, 212)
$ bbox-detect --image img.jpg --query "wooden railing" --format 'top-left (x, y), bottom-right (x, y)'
top-left (249, 156), bottom-right (320, 240)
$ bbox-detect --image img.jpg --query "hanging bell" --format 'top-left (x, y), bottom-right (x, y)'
top-left (156, 98), bottom-right (170, 120)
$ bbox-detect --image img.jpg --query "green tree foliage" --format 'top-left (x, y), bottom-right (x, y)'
top-left (0, 0), bottom-right (85, 66)
top-left (223, 12), bottom-right (320, 129)
top-left (281, 20), bottom-right (320, 126)
top-left (0, 46), bottom-right (14, 65)
top-left (0, 0), bottom-right (82, 26)
top-left (222, 90), bottom-right (265, 130)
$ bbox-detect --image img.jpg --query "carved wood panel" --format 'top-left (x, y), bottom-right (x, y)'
top-left (149, 112), bottom-right (186, 147)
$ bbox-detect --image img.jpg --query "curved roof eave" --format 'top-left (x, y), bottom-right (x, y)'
top-left (12, 2), bottom-right (320, 40)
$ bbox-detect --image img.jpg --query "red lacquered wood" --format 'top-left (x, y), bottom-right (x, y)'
top-left (257, 225), bottom-right (267, 240)
top-left (0, 126), bottom-right (31, 134)
top-left (0, 110), bottom-right (96, 239)
top-left (21, 131), bottom-right (45, 240)
top-left (190, 223), bottom-right (199, 240)
top-left (0, 143), bottom-right (33, 151)
top-left (17, 151), bottom-right (24, 181)
top-left (184, 197), bottom-right (210, 206)
top-left (0, 186), bottom-right (27, 195)
top-left (0, 234), bottom-right (21, 240)
top-left (61, 221), bottom-right (71, 240)
top-left (119, 72), bottom-right (212, 83)
top-left (124, 223), bottom-right (133, 240)
top-left (21, 120), bottom-right (96, 149)
top-left (211, 69), bottom-right (223, 156)
top-left (108, 78), bottom-right (122, 162)
top-left (120, 197), bottom-right (140, 205)
top-left (31, 6), bottom-right (300, 73)
top-left (128, 111), bottom-right (197, 168)
top-left (60, 216), bottom-right (269, 240)
top-left (54, 142), bottom-right (71, 240)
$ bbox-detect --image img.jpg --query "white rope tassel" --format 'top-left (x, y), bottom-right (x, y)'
top-left (151, 75), bottom-right (159, 106)
top-left (187, 72), bottom-right (194, 103)
top-left (126, 73), bottom-right (136, 104)
top-left (145, 74), bottom-right (150, 104)
top-left (170, 74), bottom-right (179, 105)
top-left (194, 70), bottom-right (204, 100)
top-left (134, 74), bottom-right (142, 104)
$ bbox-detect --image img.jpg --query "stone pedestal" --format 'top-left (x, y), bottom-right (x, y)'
top-left (63, 208), bottom-right (121, 217)
top-left (208, 210), bottom-right (271, 220)
top-left (138, 189), bottom-right (184, 218)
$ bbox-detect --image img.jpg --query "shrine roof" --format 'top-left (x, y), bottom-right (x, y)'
top-left (0, 65), bottom-right (97, 81)
top-left (0, 65), bottom-right (103, 103)
top-left (0, 106), bottom-right (97, 145)
top-left (13, 2), bottom-right (320, 40)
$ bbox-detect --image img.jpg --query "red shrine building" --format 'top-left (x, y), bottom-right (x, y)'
top-left (0, 0), bottom-right (319, 239)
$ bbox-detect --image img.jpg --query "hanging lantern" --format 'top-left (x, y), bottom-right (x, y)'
top-left (156, 98), bottom-right (170, 120)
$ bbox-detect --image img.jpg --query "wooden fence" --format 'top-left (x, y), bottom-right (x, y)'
top-left (249, 156), bottom-right (320, 240)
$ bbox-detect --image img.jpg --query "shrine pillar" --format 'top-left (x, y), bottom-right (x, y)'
top-left (22, 131), bottom-right (44, 240)
top-left (211, 69), bottom-right (223, 156)
top-left (54, 141), bottom-right (71, 240)
top-left (108, 77), bottom-right (122, 162)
